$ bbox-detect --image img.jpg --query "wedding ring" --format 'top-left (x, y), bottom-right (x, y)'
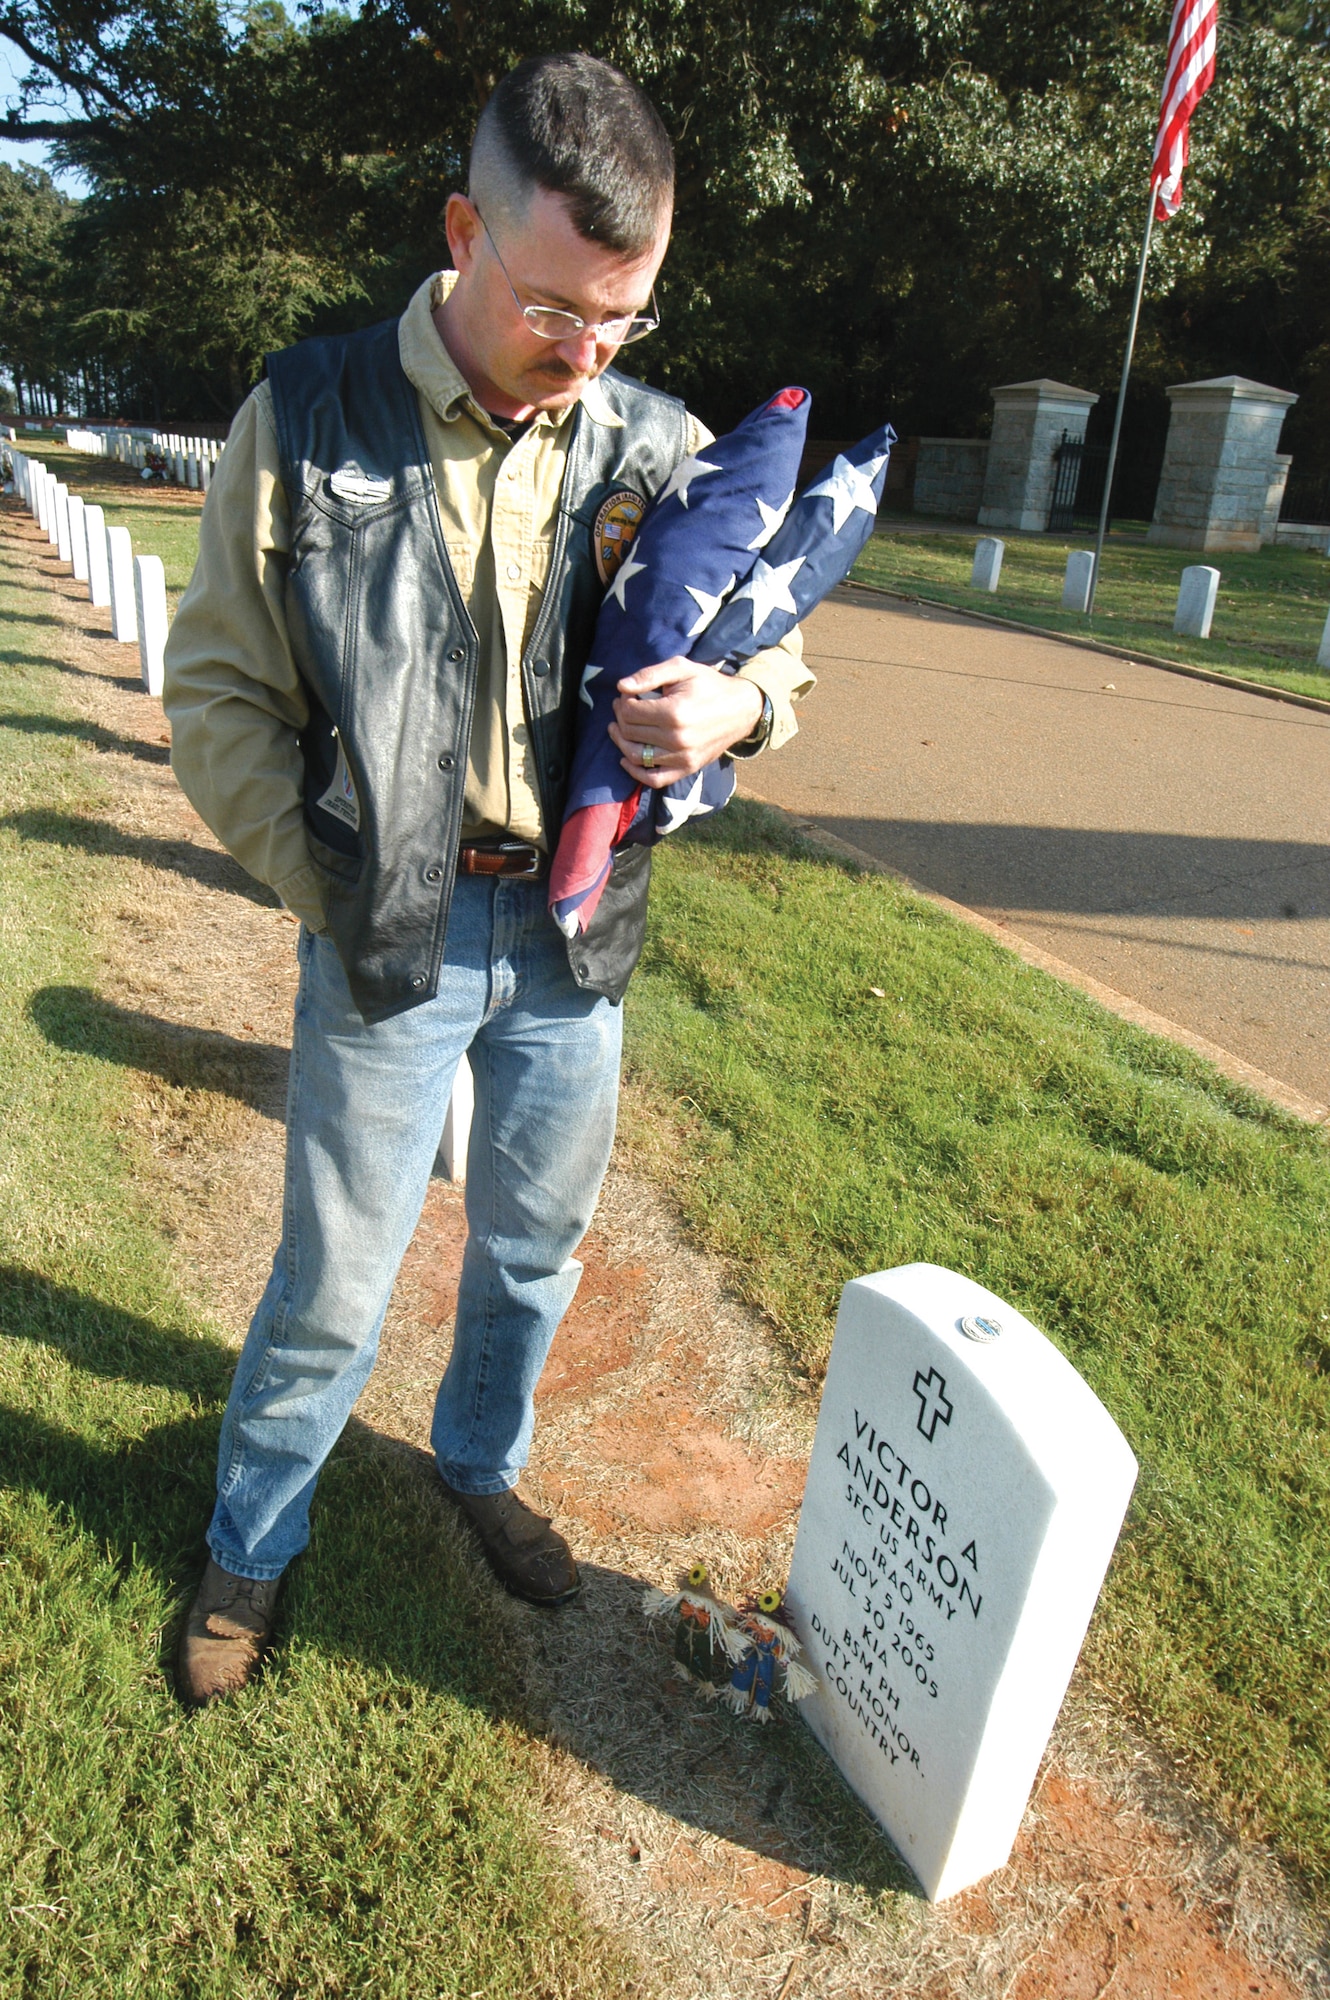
top-left (640, 743), bottom-right (656, 769)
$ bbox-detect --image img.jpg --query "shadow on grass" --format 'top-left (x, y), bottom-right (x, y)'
top-left (29, 985), bottom-right (289, 1117)
top-left (523, 1551), bottom-right (916, 1898)
top-left (0, 1263), bottom-right (523, 1723)
top-left (1, 807), bottom-right (281, 905)
top-left (0, 708), bottom-right (170, 764)
top-left (0, 1255), bottom-right (904, 1892)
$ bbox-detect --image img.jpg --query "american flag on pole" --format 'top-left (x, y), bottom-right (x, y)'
top-left (548, 392), bottom-right (895, 938)
top-left (1150, 0), bottom-right (1218, 219)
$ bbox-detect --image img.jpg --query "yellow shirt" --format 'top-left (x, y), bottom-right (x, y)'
top-left (164, 272), bottom-right (814, 932)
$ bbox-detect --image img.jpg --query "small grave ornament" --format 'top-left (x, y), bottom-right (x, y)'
top-left (724, 1588), bottom-right (819, 1723)
top-left (643, 1563), bottom-right (743, 1692)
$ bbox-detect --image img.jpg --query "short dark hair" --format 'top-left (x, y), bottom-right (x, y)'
top-left (470, 52), bottom-right (674, 258)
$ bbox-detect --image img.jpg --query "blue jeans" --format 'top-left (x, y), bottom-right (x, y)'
top-left (206, 875), bottom-right (623, 1581)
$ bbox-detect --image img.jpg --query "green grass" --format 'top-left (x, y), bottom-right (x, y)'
top-left (853, 525), bottom-right (1330, 701)
top-left (0, 520), bottom-right (631, 1998)
top-left (17, 437), bottom-right (205, 601)
top-left (8, 455), bottom-right (1330, 1914)
top-left (625, 801), bottom-right (1330, 1895)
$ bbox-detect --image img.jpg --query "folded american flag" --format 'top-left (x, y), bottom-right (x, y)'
top-left (549, 390), bottom-right (896, 937)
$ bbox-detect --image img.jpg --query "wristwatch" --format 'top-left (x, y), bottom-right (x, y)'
top-left (728, 687), bottom-right (775, 760)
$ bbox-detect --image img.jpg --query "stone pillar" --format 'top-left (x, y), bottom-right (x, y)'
top-left (1148, 377), bottom-right (1297, 553)
top-left (1260, 454), bottom-right (1292, 545)
top-left (978, 380), bottom-right (1099, 532)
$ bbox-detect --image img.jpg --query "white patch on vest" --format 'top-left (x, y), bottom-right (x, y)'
top-left (329, 467), bottom-right (392, 505)
top-left (316, 736), bottom-right (361, 831)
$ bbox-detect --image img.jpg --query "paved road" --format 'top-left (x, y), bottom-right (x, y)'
top-left (746, 586), bottom-right (1330, 1109)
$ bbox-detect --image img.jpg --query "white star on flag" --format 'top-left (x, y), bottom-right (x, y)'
top-left (731, 555), bottom-right (805, 635)
top-left (659, 771), bottom-right (708, 834)
top-left (606, 547), bottom-right (647, 610)
top-left (684, 574), bottom-right (736, 640)
top-left (659, 454), bottom-right (721, 509)
top-left (805, 453), bottom-right (886, 534)
top-left (579, 662), bottom-right (602, 707)
top-left (747, 490), bottom-right (792, 550)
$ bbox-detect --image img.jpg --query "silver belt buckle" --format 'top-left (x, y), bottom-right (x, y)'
top-left (497, 840), bottom-right (543, 879)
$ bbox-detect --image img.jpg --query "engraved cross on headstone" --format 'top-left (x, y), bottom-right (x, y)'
top-left (913, 1366), bottom-right (953, 1441)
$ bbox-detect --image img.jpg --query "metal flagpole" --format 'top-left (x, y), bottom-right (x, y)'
top-left (1086, 182), bottom-right (1158, 618)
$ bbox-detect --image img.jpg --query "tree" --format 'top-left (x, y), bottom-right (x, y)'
top-left (0, 0), bottom-right (1326, 474)
top-left (0, 162), bottom-right (75, 413)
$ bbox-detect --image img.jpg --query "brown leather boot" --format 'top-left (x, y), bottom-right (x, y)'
top-left (176, 1557), bottom-right (283, 1706)
top-left (440, 1480), bottom-right (581, 1606)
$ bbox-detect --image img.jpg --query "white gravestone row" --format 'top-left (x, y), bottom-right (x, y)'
top-left (1, 436), bottom-right (490, 1147)
top-left (48, 426), bottom-right (223, 486)
top-left (785, 1263), bottom-right (1136, 1902)
top-left (4, 443), bottom-right (178, 678)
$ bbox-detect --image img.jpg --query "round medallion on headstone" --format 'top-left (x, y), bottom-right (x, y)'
top-left (959, 1314), bottom-right (1002, 1343)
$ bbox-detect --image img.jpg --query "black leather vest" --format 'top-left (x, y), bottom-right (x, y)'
top-left (266, 314), bottom-right (689, 1023)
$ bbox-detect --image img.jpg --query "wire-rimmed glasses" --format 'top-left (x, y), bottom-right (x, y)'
top-left (476, 208), bottom-right (660, 346)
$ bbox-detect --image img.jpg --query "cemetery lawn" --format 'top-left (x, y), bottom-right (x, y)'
top-left (24, 436), bottom-right (204, 603)
top-left (0, 527), bottom-right (630, 1997)
top-left (626, 800), bottom-right (1330, 1901)
top-left (852, 527), bottom-right (1330, 702)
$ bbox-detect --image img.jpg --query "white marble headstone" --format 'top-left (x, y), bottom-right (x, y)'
top-left (84, 505), bottom-right (110, 608)
top-left (68, 494), bottom-right (89, 582)
top-left (785, 1264), bottom-right (1136, 1903)
top-left (133, 554), bottom-right (169, 697)
top-left (970, 537), bottom-right (1004, 593)
top-left (1061, 549), bottom-right (1094, 613)
top-left (107, 525), bottom-right (138, 644)
top-left (1174, 564), bottom-right (1219, 639)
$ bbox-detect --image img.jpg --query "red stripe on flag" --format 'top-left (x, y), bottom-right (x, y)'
top-left (1150, 0), bottom-right (1218, 219)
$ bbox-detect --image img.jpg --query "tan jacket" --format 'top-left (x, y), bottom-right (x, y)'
top-left (164, 273), bottom-right (814, 933)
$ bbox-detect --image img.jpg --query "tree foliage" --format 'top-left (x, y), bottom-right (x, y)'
top-left (0, 0), bottom-right (1326, 470)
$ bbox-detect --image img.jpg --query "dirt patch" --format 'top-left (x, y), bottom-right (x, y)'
top-left (8, 490), bottom-right (1327, 2000)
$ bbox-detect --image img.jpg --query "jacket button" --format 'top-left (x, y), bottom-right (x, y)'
top-left (576, 962), bottom-right (589, 978)
top-left (447, 646), bottom-right (465, 663)
top-left (438, 753), bottom-right (455, 770)
top-left (532, 657), bottom-right (551, 677)
top-left (411, 975), bottom-right (426, 989)
top-left (425, 865), bottom-right (443, 883)
top-left (546, 760), bottom-right (561, 781)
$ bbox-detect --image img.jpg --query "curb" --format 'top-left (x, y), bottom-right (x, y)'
top-left (747, 795), bottom-right (1330, 1132)
top-left (838, 578), bottom-right (1330, 719)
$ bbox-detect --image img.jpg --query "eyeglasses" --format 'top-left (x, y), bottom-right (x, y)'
top-left (476, 209), bottom-right (660, 346)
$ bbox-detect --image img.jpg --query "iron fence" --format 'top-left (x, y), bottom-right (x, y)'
top-left (1049, 433), bottom-right (1112, 534)
top-left (1280, 471), bottom-right (1330, 526)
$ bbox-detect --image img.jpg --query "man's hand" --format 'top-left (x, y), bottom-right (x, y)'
top-left (610, 659), bottom-right (763, 790)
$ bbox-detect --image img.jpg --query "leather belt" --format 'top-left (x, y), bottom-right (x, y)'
top-left (456, 840), bottom-right (546, 880)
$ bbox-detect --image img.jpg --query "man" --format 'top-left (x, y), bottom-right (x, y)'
top-left (164, 50), bottom-right (813, 1705)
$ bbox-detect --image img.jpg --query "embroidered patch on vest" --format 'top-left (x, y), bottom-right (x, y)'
top-left (316, 735), bottom-right (361, 832)
top-left (593, 487), bottom-right (647, 586)
top-left (329, 467), bottom-right (392, 505)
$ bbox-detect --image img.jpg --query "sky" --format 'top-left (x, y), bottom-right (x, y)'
top-left (1, 37), bottom-right (90, 193)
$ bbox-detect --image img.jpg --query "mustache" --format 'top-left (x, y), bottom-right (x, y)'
top-left (531, 356), bottom-right (589, 382)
